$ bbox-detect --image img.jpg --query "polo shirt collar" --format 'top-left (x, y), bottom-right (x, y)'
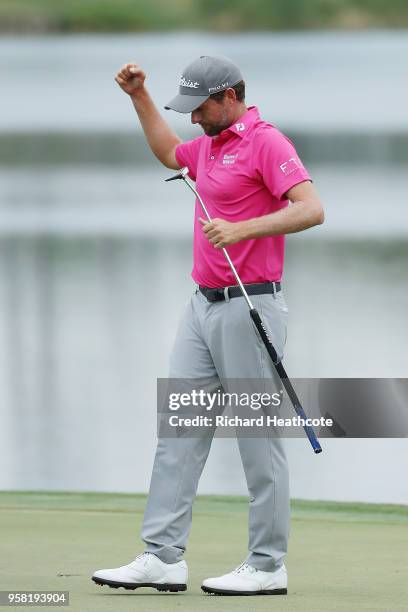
top-left (215, 106), bottom-right (260, 141)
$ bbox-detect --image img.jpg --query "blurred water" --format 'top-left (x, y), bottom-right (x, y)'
top-left (1, 164), bottom-right (408, 237)
top-left (0, 165), bottom-right (407, 501)
top-left (0, 227), bottom-right (407, 500)
top-left (0, 33), bottom-right (407, 503)
top-left (0, 31), bottom-right (407, 132)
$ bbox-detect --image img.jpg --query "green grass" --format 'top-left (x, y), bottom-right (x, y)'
top-left (1, 0), bottom-right (408, 33)
top-left (0, 491), bottom-right (407, 611)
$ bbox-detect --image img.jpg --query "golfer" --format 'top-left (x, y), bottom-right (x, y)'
top-left (92, 55), bottom-right (324, 596)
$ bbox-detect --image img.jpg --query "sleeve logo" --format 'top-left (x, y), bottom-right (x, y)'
top-left (279, 157), bottom-right (301, 176)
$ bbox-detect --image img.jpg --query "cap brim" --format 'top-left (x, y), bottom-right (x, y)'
top-left (164, 93), bottom-right (209, 113)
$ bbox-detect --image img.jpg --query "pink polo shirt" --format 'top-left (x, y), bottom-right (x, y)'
top-left (175, 106), bottom-right (311, 288)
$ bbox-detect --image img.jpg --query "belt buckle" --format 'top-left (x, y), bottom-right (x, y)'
top-left (207, 288), bottom-right (218, 302)
top-left (223, 286), bottom-right (230, 303)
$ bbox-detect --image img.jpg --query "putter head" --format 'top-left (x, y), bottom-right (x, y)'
top-left (164, 167), bottom-right (189, 182)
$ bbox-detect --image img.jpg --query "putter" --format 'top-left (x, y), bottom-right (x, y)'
top-left (165, 167), bottom-right (322, 454)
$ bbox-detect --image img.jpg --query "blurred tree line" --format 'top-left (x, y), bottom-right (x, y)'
top-left (1, 0), bottom-right (407, 32)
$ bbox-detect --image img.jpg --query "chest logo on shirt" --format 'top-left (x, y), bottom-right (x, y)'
top-left (279, 157), bottom-right (301, 176)
top-left (235, 123), bottom-right (245, 131)
top-left (223, 153), bottom-right (238, 165)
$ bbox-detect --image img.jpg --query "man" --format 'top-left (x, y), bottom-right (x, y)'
top-left (92, 55), bottom-right (324, 596)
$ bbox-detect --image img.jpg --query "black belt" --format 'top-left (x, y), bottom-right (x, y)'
top-left (199, 281), bottom-right (281, 303)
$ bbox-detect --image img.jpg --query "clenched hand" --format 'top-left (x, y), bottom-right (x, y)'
top-left (115, 63), bottom-right (146, 96)
top-left (199, 217), bottom-right (246, 249)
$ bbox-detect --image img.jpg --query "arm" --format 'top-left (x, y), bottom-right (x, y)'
top-left (115, 63), bottom-right (181, 169)
top-left (240, 180), bottom-right (324, 239)
top-left (200, 180), bottom-right (324, 248)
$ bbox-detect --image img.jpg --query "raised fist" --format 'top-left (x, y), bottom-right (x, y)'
top-left (115, 63), bottom-right (146, 96)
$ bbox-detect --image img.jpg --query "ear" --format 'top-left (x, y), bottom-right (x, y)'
top-left (224, 88), bottom-right (237, 103)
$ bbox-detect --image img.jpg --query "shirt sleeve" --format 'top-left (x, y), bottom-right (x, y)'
top-left (175, 136), bottom-right (204, 181)
top-left (253, 127), bottom-right (312, 201)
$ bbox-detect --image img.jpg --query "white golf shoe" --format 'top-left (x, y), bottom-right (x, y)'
top-left (92, 552), bottom-right (187, 592)
top-left (201, 561), bottom-right (287, 595)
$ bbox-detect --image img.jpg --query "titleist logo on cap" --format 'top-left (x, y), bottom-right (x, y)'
top-left (179, 76), bottom-right (200, 88)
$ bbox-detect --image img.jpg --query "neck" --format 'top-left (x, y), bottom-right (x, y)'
top-left (230, 103), bottom-right (247, 124)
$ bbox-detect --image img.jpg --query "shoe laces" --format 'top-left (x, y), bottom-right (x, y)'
top-left (233, 562), bottom-right (257, 575)
top-left (129, 552), bottom-right (150, 568)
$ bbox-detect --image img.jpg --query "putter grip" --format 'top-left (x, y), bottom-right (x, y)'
top-left (249, 308), bottom-right (322, 454)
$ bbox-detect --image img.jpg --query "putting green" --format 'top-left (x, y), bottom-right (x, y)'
top-left (0, 492), bottom-right (407, 611)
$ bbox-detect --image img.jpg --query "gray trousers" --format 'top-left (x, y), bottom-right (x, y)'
top-left (141, 287), bottom-right (290, 572)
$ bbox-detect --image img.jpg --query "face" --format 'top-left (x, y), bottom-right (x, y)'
top-left (191, 93), bottom-right (233, 137)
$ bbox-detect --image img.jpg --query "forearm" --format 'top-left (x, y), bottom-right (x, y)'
top-left (201, 184), bottom-right (324, 248)
top-left (240, 200), bottom-right (324, 239)
top-left (130, 87), bottom-right (181, 165)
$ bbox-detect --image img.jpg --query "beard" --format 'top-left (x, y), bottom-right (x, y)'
top-left (201, 123), bottom-right (229, 136)
top-left (200, 108), bottom-right (230, 137)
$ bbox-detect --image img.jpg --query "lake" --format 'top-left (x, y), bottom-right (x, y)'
top-left (0, 32), bottom-right (407, 503)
